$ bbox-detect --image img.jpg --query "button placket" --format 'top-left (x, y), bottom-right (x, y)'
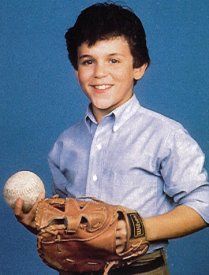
top-left (86, 117), bottom-right (113, 197)
top-left (86, 125), bottom-right (102, 195)
top-left (92, 174), bottom-right (98, 182)
top-left (96, 143), bottom-right (102, 150)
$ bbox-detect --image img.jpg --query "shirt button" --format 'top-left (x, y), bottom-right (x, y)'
top-left (96, 144), bottom-right (102, 150)
top-left (93, 174), bottom-right (98, 182)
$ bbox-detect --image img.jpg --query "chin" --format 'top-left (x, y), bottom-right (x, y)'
top-left (93, 101), bottom-right (113, 110)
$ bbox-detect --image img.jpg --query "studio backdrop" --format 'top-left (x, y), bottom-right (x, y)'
top-left (0, 1), bottom-right (209, 274)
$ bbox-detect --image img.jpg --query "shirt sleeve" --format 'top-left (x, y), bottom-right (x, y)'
top-left (48, 140), bottom-right (69, 198)
top-left (160, 127), bottom-right (209, 223)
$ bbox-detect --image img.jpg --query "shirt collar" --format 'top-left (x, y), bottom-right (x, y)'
top-left (112, 94), bottom-right (140, 131)
top-left (85, 94), bottom-right (140, 132)
top-left (85, 105), bottom-right (97, 135)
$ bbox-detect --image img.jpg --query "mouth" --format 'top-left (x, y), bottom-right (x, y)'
top-left (90, 84), bottom-right (113, 93)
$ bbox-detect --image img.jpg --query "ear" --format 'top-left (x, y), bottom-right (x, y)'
top-left (74, 70), bottom-right (78, 79)
top-left (74, 70), bottom-right (81, 85)
top-left (133, 63), bottom-right (147, 80)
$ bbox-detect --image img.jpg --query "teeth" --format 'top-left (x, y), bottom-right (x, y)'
top-left (94, 85), bottom-right (111, 90)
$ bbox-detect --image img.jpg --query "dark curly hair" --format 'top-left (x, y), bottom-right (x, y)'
top-left (65, 2), bottom-right (150, 72)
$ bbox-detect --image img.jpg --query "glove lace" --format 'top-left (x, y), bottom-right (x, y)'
top-left (103, 261), bottom-right (119, 275)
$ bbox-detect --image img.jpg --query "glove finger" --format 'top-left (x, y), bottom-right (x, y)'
top-left (29, 192), bottom-right (44, 215)
top-left (25, 193), bottom-right (44, 218)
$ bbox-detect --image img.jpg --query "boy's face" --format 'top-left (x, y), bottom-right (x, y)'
top-left (76, 36), bottom-right (146, 122)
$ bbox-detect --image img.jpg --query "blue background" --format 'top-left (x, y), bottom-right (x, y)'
top-left (0, 1), bottom-right (209, 274)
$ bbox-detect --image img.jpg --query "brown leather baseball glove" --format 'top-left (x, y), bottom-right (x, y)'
top-left (35, 197), bottom-right (149, 274)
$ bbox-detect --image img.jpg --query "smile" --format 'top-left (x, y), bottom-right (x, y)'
top-left (92, 84), bottom-right (113, 90)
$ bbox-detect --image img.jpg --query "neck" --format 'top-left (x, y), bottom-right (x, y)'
top-left (92, 107), bottom-right (110, 123)
top-left (91, 93), bottom-right (134, 123)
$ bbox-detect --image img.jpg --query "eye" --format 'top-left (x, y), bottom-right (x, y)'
top-left (81, 59), bottom-right (94, 65)
top-left (109, 58), bottom-right (119, 64)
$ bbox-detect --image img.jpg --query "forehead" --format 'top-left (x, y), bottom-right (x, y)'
top-left (77, 36), bottom-right (132, 57)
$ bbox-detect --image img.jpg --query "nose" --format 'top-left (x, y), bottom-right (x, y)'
top-left (94, 62), bottom-right (107, 78)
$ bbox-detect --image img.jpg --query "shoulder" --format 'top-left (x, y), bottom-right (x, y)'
top-left (138, 107), bottom-right (203, 155)
top-left (138, 106), bottom-right (185, 134)
top-left (139, 106), bottom-right (182, 128)
top-left (48, 119), bottom-right (87, 156)
top-left (135, 105), bottom-right (196, 153)
top-left (56, 119), bottom-right (87, 142)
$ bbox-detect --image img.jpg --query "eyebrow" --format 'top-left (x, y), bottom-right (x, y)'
top-left (78, 53), bottom-right (125, 60)
top-left (108, 53), bottom-right (125, 57)
top-left (78, 55), bottom-right (92, 60)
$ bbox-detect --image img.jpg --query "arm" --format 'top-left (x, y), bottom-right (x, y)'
top-left (144, 205), bottom-right (207, 241)
top-left (48, 140), bottom-right (71, 198)
top-left (116, 205), bottom-right (207, 253)
top-left (143, 127), bottom-right (209, 241)
top-left (14, 140), bottom-right (71, 233)
top-left (116, 128), bottom-right (209, 251)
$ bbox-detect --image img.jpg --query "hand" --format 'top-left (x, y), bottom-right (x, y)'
top-left (116, 219), bottom-right (127, 254)
top-left (13, 194), bottom-right (43, 234)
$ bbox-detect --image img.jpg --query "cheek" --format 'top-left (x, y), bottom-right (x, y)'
top-left (77, 69), bottom-right (92, 85)
top-left (114, 72), bottom-right (134, 89)
top-left (112, 65), bottom-right (134, 81)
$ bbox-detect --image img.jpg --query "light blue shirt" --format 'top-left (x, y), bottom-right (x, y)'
top-left (48, 94), bottom-right (209, 252)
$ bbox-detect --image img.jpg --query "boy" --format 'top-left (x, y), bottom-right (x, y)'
top-left (15, 2), bottom-right (209, 274)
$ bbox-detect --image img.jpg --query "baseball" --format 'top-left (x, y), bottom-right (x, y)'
top-left (3, 171), bottom-right (45, 213)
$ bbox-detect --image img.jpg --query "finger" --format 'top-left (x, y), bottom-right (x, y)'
top-left (116, 237), bottom-right (126, 254)
top-left (116, 220), bottom-right (125, 230)
top-left (116, 231), bottom-right (127, 241)
top-left (116, 230), bottom-right (123, 238)
top-left (116, 222), bottom-right (127, 240)
top-left (14, 198), bottom-right (24, 218)
top-left (116, 238), bottom-right (122, 246)
top-left (116, 244), bottom-right (125, 254)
